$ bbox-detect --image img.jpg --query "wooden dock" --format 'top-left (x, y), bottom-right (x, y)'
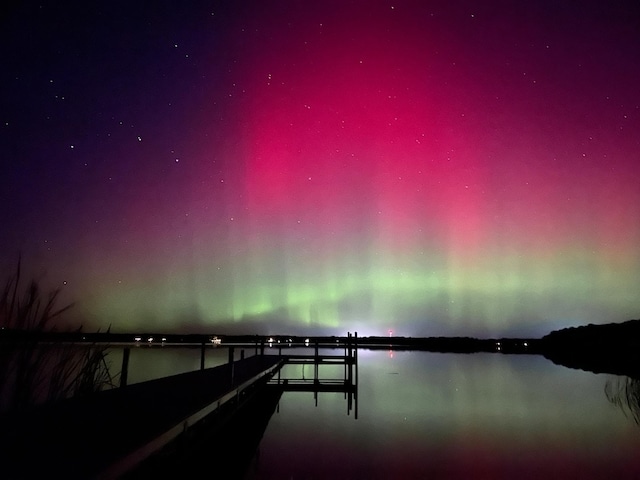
top-left (268, 341), bottom-right (359, 417)
top-left (126, 346), bottom-right (359, 478)
top-left (0, 355), bottom-right (282, 479)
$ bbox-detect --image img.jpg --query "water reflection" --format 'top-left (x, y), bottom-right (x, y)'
top-left (8, 343), bottom-right (640, 478)
top-left (248, 351), bottom-right (640, 479)
top-left (107, 344), bottom-right (232, 385)
top-left (541, 345), bottom-right (640, 428)
top-left (267, 346), bottom-right (358, 417)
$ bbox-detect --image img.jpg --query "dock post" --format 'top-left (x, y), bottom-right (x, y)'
top-left (347, 332), bottom-right (353, 385)
top-left (314, 341), bottom-right (318, 406)
top-left (354, 331), bottom-right (359, 419)
top-left (228, 346), bottom-right (235, 363)
top-left (120, 347), bottom-right (130, 388)
top-left (228, 347), bottom-right (235, 384)
top-left (313, 338), bottom-right (318, 405)
top-left (344, 332), bottom-right (348, 359)
top-left (240, 349), bottom-right (245, 360)
top-left (260, 339), bottom-right (265, 356)
top-left (314, 341), bottom-right (319, 383)
top-left (354, 331), bottom-right (358, 386)
top-left (200, 342), bottom-right (206, 370)
top-left (344, 333), bottom-right (348, 380)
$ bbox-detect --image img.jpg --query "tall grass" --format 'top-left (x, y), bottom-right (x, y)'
top-left (0, 258), bottom-right (115, 412)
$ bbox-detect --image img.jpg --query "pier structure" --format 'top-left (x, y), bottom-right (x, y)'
top-left (0, 333), bottom-right (359, 479)
top-left (269, 331), bottom-right (358, 417)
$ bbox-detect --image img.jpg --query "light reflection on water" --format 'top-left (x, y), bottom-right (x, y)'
top-left (246, 350), bottom-right (640, 479)
top-left (107, 344), bottom-right (337, 385)
top-left (104, 347), bottom-right (640, 478)
top-left (107, 345), bottom-right (231, 384)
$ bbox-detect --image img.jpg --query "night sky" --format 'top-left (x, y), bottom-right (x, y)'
top-left (2, 1), bottom-right (639, 337)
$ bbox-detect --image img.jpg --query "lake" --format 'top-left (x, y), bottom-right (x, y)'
top-left (112, 345), bottom-right (640, 479)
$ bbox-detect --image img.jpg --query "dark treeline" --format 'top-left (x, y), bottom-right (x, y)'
top-left (539, 319), bottom-right (640, 379)
top-left (5, 317), bottom-right (640, 373)
top-left (541, 319), bottom-right (640, 347)
top-left (0, 328), bottom-right (542, 354)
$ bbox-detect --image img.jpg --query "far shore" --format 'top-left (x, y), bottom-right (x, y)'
top-left (3, 318), bottom-right (640, 379)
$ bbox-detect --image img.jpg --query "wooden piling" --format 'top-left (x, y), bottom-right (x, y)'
top-left (354, 331), bottom-right (358, 386)
top-left (228, 346), bottom-right (235, 364)
top-left (120, 347), bottom-right (130, 388)
top-left (314, 341), bottom-right (319, 382)
top-left (229, 347), bottom-right (235, 384)
top-left (347, 332), bottom-right (353, 385)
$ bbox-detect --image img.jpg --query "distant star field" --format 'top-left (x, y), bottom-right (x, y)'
top-left (1, 1), bottom-right (639, 336)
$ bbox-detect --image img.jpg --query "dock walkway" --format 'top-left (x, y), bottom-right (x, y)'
top-left (0, 354), bottom-right (282, 479)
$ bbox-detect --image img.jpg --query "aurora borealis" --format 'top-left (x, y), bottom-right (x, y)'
top-left (2, 1), bottom-right (639, 336)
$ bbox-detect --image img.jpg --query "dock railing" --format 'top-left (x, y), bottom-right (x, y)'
top-left (265, 331), bottom-right (359, 418)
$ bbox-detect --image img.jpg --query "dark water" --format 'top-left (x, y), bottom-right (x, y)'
top-left (112, 346), bottom-right (640, 479)
top-left (248, 350), bottom-right (640, 479)
top-left (113, 345), bottom-right (230, 384)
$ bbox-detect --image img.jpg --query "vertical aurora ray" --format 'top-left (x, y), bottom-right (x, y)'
top-left (201, 4), bottom-right (640, 336)
top-left (12, 2), bottom-right (638, 336)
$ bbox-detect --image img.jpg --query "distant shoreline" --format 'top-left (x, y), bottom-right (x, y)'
top-left (3, 319), bottom-right (640, 378)
top-left (0, 328), bottom-right (539, 353)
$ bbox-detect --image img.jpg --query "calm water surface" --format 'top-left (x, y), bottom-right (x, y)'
top-left (246, 350), bottom-right (640, 479)
top-left (108, 344), bottom-right (231, 384)
top-left (110, 346), bottom-right (640, 479)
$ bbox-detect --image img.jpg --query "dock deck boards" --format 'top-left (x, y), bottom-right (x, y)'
top-left (0, 355), bottom-right (282, 479)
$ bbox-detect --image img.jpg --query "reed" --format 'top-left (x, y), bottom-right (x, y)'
top-left (0, 257), bottom-right (114, 412)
